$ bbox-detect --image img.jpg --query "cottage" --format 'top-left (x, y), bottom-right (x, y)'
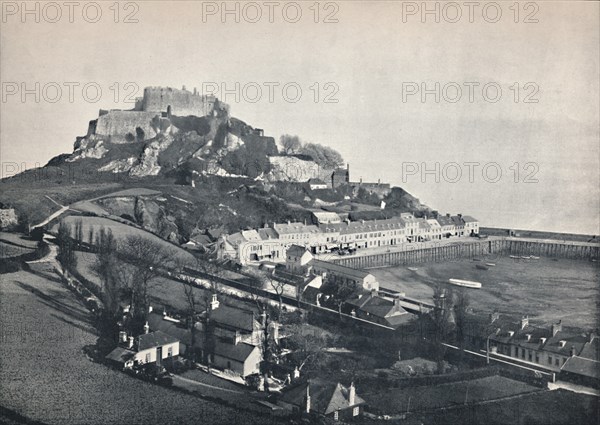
top-left (279, 379), bottom-right (365, 421)
top-left (286, 245), bottom-right (314, 273)
top-left (105, 330), bottom-right (179, 370)
top-left (307, 178), bottom-right (329, 190)
top-left (345, 291), bottom-right (412, 329)
top-left (310, 259), bottom-right (379, 291)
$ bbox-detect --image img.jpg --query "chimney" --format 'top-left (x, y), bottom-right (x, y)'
top-left (559, 340), bottom-right (566, 348)
top-left (589, 332), bottom-right (596, 343)
top-left (393, 297), bottom-right (400, 307)
top-left (458, 213), bottom-right (462, 218)
top-left (234, 330), bottom-right (241, 345)
top-left (210, 293), bottom-right (220, 310)
top-left (489, 311), bottom-right (499, 324)
top-left (378, 178), bottom-right (381, 185)
top-left (119, 331), bottom-right (127, 343)
top-left (526, 334), bottom-right (531, 341)
top-left (349, 382), bottom-right (356, 406)
top-left (552, 320), bottom-right (562, 336)
top-left (305, 383), bottom-right (311, 413)
top-left (446, 213), bottom-right (451, 218)
top-left (127, 336), bottom-right (134, 349)
top-left (182, 85), bottom-right (186, 91)
top-left (143, 322), bottom-right (149, 334)
top-left (371, 289), bottom-right (378, 298)
top-left (193, 87), bottom-right (197, 95)
top-left (148, 305), bottom-right (153, 314)
top-left (508, 331), bottom-right (514, 337)
top-left (540, 337), bottom-right (547, 344)
top-left (360, 177), bottom-right (362, 184)
top-left (520, 316), bottom-right (529, 329)
top-left (346, 163), bottom-right (349, 171)
top-left (570, 345), bottom-right (576, 357)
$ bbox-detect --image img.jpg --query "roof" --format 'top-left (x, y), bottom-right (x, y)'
top-left (210, 304), bottom-right (258, 332)
top-left (578, 337), bottom-right (599, 360)
top-left (346, 294), bottom-right (410, 326)
top-left (311, 259), bottom-right (373, 280)
top-left (258, 227), bottom-right (279, 240)
top-left (544, 330), bottom-right (589, 356)
top-left (451, 216), bottom-right (465, 226)
top-left (287, 244), bottom-right (309, 257)
top-left (561, 356), bottom-right (600, 379)
top-left (280, 379), bottom-right (365, 415)
top-left (137, 330), bottom-right (179, 351)
top-left (212, 341), bottom-right (259, 363)
top-left (147, 313), bottom-right (193, 346)
top-left (319, 217), bottom-right (406, 236)
top-left (462, 215), bottom-right (478, 223)
top-left (311, 211), bottom-right (341, 223)
top-left (273, 222), bottom-right (320, 235)
top-left (105, 346), bottom-right (136, 363)
top-left (308, 178), bottom-right (327, 185)
top-left (436, 216), bottom-right (454, 227)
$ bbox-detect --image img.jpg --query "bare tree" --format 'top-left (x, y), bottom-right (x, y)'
top-left (265, 274), bottom-right (286, 318)
top-left (118, 235), bottom-right (178, 333)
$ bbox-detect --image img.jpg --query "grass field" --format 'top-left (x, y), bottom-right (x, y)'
top-left (371, 256), bottom-right (599, 329)
top-left (53, 216), bottom-right (195, 263)
top-left (0, 264), bottom-right (273, 425)
top-left (361, 375), bottom-right (539, 414)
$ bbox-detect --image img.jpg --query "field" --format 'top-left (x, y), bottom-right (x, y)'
top-left (371, 256), bottom-right (600, 328)
top-left (0, 263), bottom-right (273, 425)
top-left (0, 233), bottom-right (37, 259)
top-left (53, 216), bottom-right (195, 263)
top-left (361, 375), bottom-right (539, 414)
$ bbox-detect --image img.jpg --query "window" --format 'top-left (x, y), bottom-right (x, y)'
top-left (145, 353), bottom-right (151, 363)
top-left (555, 358), bottom-right (559, 366)
top-left (167, 346), bottom-right (173, 357)
top-left (548, 356), bottom-right (552, 365)
top-left (353, 407), bottom-right (360, 417)
top-left (535, 353), bottom-right (540, 363)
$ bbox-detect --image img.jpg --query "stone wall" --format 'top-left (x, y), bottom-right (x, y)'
top-left (140, 87), bottom-right (219, 117)
top-left (94, 111), bottom-right (159, 143)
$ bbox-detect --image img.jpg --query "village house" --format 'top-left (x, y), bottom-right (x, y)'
top-left (462, 215), bottom-right (480, 236)
top-left (451, 215), bottom-right (466, 236)
top-left (427, 218), bottom-right (442, 240)
top-left (310, 259), bottom-right (379, 292)
top-left (331, 164), bottom-right (350, 189)
top-left (310, 211), bottom-right (342, 225)
top-left (436, 214), bottom-right (456, 238)
top-left (279, 379), bottom-right (366, 421)
top-left (286, 244), bottom-right (314, 273)
top-left (146, 297), bottom-right (271, 378)
top-left (344, 291), bottom-right (412, 329)
top-left (350, 178), bottom-right (392, 198)
top-left (105, 329), bottom-right (179, 370)
top-left (560, 336), bottom-right (599, 388)
top-left (465, 313), bottom-right (596, 377)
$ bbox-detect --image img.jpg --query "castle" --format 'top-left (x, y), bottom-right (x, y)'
top-left (86, 86), bottom-right (229, 143)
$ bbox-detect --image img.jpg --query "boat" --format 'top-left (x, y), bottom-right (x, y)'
top-left (509, 255), bottom-right (520, 259)
top-left (475, 264), bottom-right (489, 270)
top-left (521, 256), bottom-right (531, 259)
top-left (407, 267), bottom-right (418, 271)
top-left (485, 263), bottom-right (496, 267)
top-left (472, 258), bottom-right (482, 262)
top-left (531, 256), bottom-right (540, 260)
top-left (448, 278), bottom-right (482, 289)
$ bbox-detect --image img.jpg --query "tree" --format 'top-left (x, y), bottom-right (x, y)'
top-left (280, 134), bottom-right (302, 155)
top-left (92, 227), bottom-right (121, 319)
top-left (118, 235), bottom-right (177, 334)
top-left (265, 274), bottom-right (286, 318)
top-left (300, 143), bottom-right (344, 169)
top-left (431, 285), bottom-right (454, 373)
top-left (453, 288), bottom-right (470, 351)
top-left (56, 220), bottom-right (76, 273)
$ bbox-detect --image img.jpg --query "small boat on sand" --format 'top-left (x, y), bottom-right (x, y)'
top-left (485, 263), bottom-right (496, 267)
top-left (531, 256), bottom-right (540, 260)
top-left (407, 267), bottom-right (418, 271)
top-left (509, 255), bottom-right (520, 259)
top-left (449, 278), bottom-right (482, 289)
top-left (475, 264), bottom-right (489, 270)
top-left (521, 256), bottom-right (531, 259)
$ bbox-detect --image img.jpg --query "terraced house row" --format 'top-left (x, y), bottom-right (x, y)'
top-left (217, 212), bottom-right (479, 265)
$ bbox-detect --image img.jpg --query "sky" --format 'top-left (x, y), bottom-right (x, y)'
top-left (1, 1), bottom-right (598, 234)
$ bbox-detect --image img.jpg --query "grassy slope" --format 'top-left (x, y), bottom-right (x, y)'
top-left (0, 264), bottom-right (271, 425)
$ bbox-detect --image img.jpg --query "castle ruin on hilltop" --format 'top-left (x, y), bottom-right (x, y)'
top-left (86, 86), bottom-right (229, 143)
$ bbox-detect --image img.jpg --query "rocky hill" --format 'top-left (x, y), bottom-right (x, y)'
top-left (1, 86), bottom-right (431, 243)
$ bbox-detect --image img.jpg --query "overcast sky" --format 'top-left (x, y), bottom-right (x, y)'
top-left (1, 1), bottom-right (598, 234)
